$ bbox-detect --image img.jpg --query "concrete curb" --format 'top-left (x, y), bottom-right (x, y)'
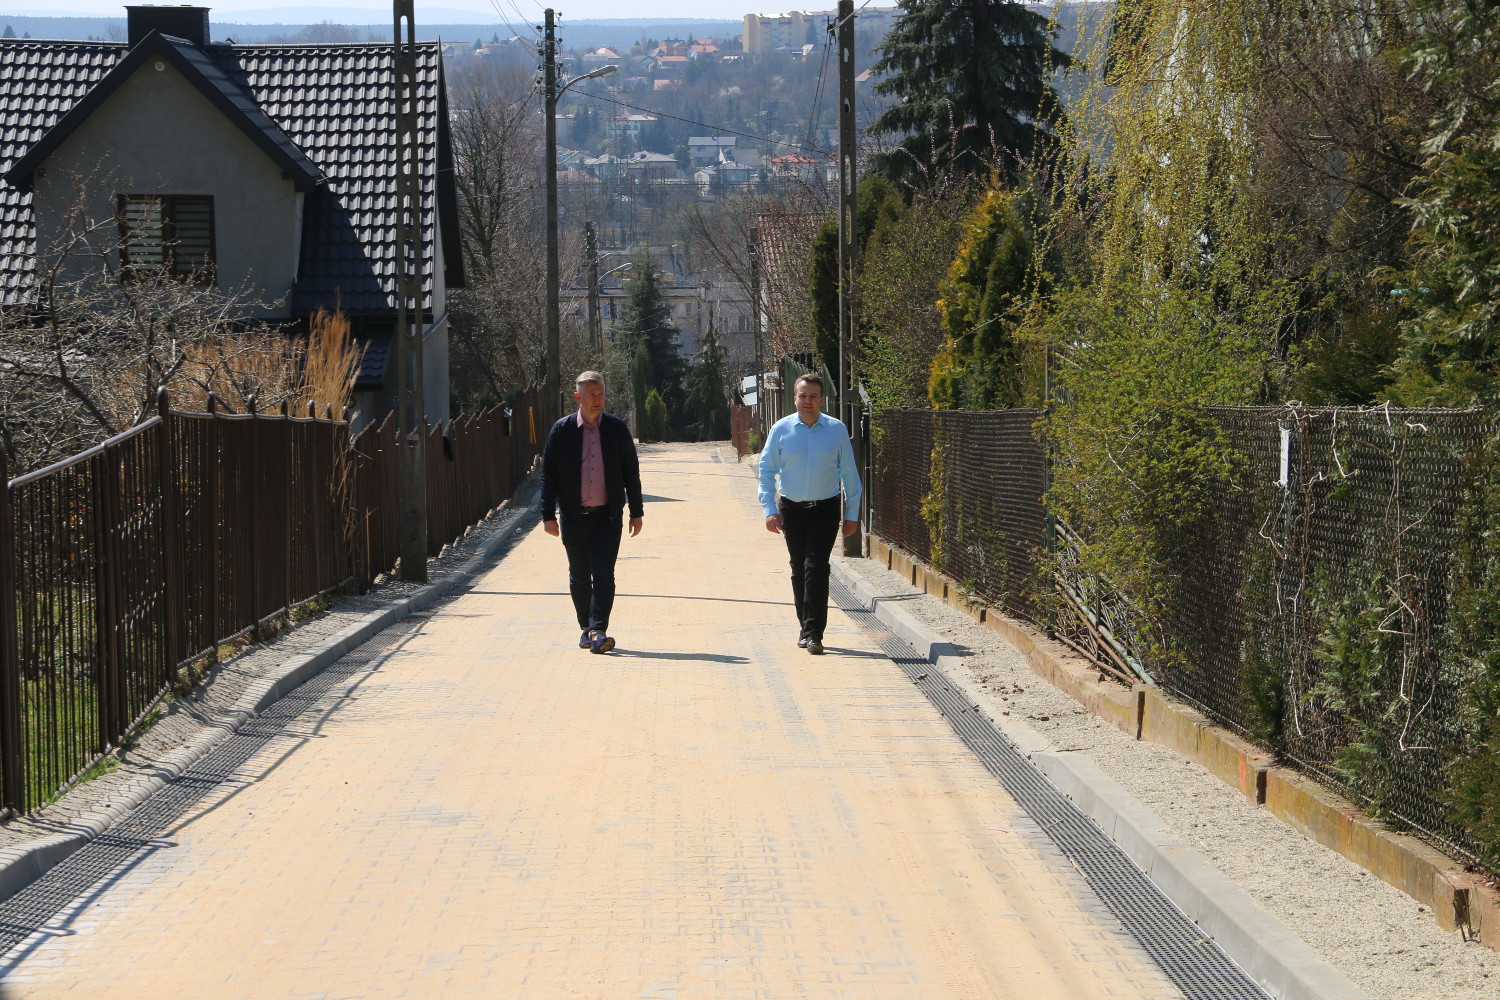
top-left (0, 475), bottom-right (542, 905)
top-left (832, 560), bottom-right (1372, 1000)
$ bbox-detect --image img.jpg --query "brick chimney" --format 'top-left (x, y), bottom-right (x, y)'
top-left (126, 6), bottom-right (211, 47)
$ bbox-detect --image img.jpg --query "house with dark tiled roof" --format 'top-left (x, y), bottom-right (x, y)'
top-left (0, 5), bottom-right (462, 422)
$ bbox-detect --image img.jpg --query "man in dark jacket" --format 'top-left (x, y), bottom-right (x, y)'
top-left (541, 371), bottom-right (644, 653)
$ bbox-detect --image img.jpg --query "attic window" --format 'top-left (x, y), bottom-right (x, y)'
top-left (118, 195), bottom-right (216, 284)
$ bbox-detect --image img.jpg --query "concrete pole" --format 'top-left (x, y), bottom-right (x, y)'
top-left (394, 0), bottom-right (428, 581)
top-left (544, 8), bottom-right (561, 424)
top-left (836, 0), bottom-right (862, 557)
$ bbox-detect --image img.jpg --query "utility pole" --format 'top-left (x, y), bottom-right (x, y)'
top-left (543, 7), bottom-right (561, 423)
top-left (749, 226), bottom-right (765, 438)
top-left (586, 220), bottom-right (601, 350)
top-left (394, 0), bottom-right (427, 581)
top-left (544, 21), bottom-right (615, 418)
top-left (836, 0), bottom-right (862, 557)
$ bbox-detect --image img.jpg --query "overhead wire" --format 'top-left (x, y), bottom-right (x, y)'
top-left (802, 20), bottom-right (836, 153)
top-left (487, 0), bottom-right (539, 40)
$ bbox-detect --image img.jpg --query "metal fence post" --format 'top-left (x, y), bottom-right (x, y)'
top-left (93, 443), bottom-right (124, 747)
top-left (155, 390), bottom-right (184, 687)
top-left (0, 442), bottom-right (24, 813)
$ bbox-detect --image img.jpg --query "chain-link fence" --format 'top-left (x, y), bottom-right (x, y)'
top-left (870, 404), bottom-right (1500, 866)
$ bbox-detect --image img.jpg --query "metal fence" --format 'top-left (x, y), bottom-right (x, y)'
top-left (870, 404), bottom-right (1500, 865)
top-left (0, 389), bottom-right (542, 814)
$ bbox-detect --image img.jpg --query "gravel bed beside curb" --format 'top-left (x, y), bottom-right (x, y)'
top-left (833, 550), bottom-right (1497, 1000)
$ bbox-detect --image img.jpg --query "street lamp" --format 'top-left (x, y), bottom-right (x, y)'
top-left (589, 258), bottom-right (634, 348)
top-left (545, 39), bottom-right (616, 419)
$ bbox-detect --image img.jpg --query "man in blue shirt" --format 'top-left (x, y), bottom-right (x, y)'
top-left (757, 373), bottom-right (861, 655)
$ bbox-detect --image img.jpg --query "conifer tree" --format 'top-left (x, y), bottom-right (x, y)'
top-left (613, 254), bottom-right (688, 425)
top-left (867, 0), bottom-right (1068, 187)
top-left (683, 319), bottom-right (731, 440)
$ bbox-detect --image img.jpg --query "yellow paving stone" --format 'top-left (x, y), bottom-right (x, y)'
top-left (1, 442), bottom-right (1183, 1000)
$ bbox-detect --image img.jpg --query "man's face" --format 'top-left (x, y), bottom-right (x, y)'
top-left (794, 381), bottom-right (822, 422)
top-left (575, 380), bottom-right (606, 422)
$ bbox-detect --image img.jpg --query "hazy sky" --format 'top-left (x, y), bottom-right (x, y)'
top-left (19, 1), bottom-right (757, 23)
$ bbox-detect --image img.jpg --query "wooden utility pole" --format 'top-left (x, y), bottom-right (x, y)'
top-left (836, 0), bottom-right (862, 557)
top-left (394, 0), bottom-right (427, 581)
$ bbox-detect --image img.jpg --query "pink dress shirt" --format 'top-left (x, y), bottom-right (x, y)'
top-left (577, 411), bottom-right (607, 507)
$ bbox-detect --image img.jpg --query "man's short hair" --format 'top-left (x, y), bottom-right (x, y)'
top-left (795, 372), bottom-right (824, 393)
top-left (576, 370), bottom-right (606, 390)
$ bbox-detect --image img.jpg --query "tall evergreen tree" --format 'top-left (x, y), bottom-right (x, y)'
top-left (683, 319), bottom-right (731, 440)
top-left (867, 0), bottom-right (1068, 188)
top-left (613, 254), bottom-right (688, 425)
top-left (1384, 0), bottom-right (1500, 405)
top-left (929, 185), bottom-right (1034, 409)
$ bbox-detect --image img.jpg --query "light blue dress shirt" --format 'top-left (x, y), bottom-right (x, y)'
top-left (757, 411), bottom-right (863, 520)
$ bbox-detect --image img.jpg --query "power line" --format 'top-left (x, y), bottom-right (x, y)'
top-left (833, 0), bottom-right (881, 31)
top-left (486, 0), bottom-right (539, 40)
top-left (804, 23), bottom-right (835, 151)
top-left (580, 91), bottom-right (824, 155)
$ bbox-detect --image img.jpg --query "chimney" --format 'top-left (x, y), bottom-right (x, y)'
top-left (126, 6), bottom-right (211, 47)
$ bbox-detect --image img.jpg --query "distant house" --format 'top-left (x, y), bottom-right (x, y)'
top-left (605, 113), bottom-right (656, 144)
top-left (0, 5), bottom-right (462, 423)
top-left (580, 45), bottom-right (619, 71)
top-left (769, 153), bottom-right (820, 184)
top-left (653, 54), bottom-right (690, 78)
top-left (581, 153), bottom-right (626, 182)
top-left (622, 151), bottom-right (680, 182)
top-left (687, 136), bottom-right (737, 168)
top-left (694, 160), bottom-right (753, 197)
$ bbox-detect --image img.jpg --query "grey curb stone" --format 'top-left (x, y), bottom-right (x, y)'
top-left (831, 559), bottom-right (1372, 1000)
top-left (0, 474), bottom-right (542, 905)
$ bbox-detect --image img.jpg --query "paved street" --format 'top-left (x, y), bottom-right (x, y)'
top-left (0, 443), bottom-right (1183, 999)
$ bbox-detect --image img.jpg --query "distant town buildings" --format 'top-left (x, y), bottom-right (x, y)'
top-left (741, 7), bottom-right (900, 54)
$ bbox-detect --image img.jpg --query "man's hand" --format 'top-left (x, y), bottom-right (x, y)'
top-left (543, 519), bottom-right (560, 537)
top-left (842, 519), bottom-right (858, 538)
top-left (765, 514), bottom-right (782, 534)
top-left (629, 517), bottom-right (643, 537)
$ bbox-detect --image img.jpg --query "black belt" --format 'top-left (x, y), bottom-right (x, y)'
top-left (780, 495), bottom-right (839, 508)
top-left (579, 504), bottom-right (608, 513)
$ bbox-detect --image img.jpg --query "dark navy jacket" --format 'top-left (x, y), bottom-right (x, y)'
top-left (540, 411), bottom-right (644, 521)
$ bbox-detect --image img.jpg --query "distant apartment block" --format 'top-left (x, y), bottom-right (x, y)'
top-left (741, 7), bottom-right (900, 53)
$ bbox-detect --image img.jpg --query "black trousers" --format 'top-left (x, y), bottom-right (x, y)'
top-left (778, 495), bottom-right (842, 641)
top-left (560, 508), bottom-right (623, 633)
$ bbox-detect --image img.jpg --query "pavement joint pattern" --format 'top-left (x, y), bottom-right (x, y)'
top-left (0, 442), bottom-right (1240, 998)
top-left (828, 578), bottom-right (1270, 1000)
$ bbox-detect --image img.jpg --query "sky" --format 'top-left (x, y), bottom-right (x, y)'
top-left (9, 1), bottom-right (753, 23)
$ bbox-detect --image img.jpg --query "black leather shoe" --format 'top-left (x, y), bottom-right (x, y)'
top-left (797, 636), bottom-right (810, 648)
top-left (807, 639), bottom-right (824, 655)
top-left (579, 631), bottom-right (591, 649)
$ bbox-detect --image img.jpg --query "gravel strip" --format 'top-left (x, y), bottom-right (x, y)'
top-left (833, 551), bottom-right (1497, 1000)
top-left (0, 472), bottom-right (541, 855)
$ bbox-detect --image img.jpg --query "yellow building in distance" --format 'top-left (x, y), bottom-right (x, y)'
top-left (741, 7), bottom-right (900, 53)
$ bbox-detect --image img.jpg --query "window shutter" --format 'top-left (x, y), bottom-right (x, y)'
top-left (168, 197), bottom-right (214, 279)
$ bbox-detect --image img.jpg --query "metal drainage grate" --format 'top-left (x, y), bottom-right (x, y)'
top-left (0, 614), bottom-right (429, 966)
top-left (830, 578), bottom-right (1272, 1000)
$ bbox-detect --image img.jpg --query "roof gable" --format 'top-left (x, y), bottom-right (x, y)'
top-left (0, 37), bottom-right (461, 315)
top-left (4, 31), bottom-right (322, 192)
